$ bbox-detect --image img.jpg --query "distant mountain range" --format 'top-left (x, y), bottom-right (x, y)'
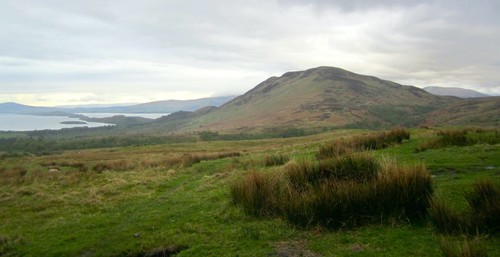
top-left (2, 67), bottom-right (499, 132)
top-left (0, 96), bottom-right (236, 115)
top-left (146, 66), bottom-right (499, 132)
top-left (423, 86), bottom-right (490, 98)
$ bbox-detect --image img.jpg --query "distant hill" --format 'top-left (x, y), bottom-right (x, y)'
top-left (0, 102), bottom-right (54, 114)
top-left (0, 96), bottom-right (236, 115)
top-left (64, 96), bottom-right (236, 113)
top-left (423, 86), bottom-right (490, 98)
top-left (421, 96), bottom-right (500, 127)
top-left (180, 67), bottom-right (460, 131)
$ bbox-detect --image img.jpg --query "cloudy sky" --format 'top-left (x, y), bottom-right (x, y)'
top-left (1, 0), bottom-right (499, 106)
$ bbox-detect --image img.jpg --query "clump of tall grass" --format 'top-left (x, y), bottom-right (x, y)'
top-left (318, 127), bottom-right (410, 159)
top-left (231, 155), bottom-right (433, 228)
top-left (375, 161), bottom-right (433, 220)
top-left (264, 154), bottom-right (289, 167)
top-left (465, 180), bottom-right (500, 234)
top-left (429, 180), bottom-right (500, 235)
top-left (418, 129), bottom-right (499, 151)
top-left (319, 152), bottom-right (381, 182)
top-left (0, 166), bottom-right (28, 184)
top-left (439, 237), bottom-right (488, 257)
top-left (428, 198), bottom-right (466, 234)
top-left (90, 151), bottom-right (241, 172)
top-left (229, 171), bottom-right (281, 216)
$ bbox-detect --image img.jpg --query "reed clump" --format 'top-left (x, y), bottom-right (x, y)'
top-left (429, 179), bottom-right (500, 235)
top-left (318, 127), bottom-right (410, 159)
top-left (231, 154), bottom-right (433, 228)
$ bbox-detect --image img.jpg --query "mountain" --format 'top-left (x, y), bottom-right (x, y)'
top-left (423, 86), bottom-right (490, 98)
top-left (179, 66), bottom-right (460, 132)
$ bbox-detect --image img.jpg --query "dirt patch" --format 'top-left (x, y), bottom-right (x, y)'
top-left (269, 240), bottom-right (320, 257)
top-left (135, 245), bottom-right (188, 257)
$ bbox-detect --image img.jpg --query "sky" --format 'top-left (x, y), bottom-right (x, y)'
top-left (1, 0), bottom-right (499, 106)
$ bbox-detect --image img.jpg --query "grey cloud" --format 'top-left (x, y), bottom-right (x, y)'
top-left (0, 0), bottom-right (499, 106)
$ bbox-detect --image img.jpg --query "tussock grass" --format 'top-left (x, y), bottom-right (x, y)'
top-left (229, 171), bottom-right (281, 216)
top-left (264, 154), bottom-right (289, 167)
top-left (318, 127), bottom-right (409, 159)
top-left (318, 152), bottom-right (381, 182)
top-left (418, 129), bottom-right (499, 151)
top-left (0, 166), bottom-right (28, 184)
top-left (429, 180), bottom-right (500, 235)
top-left (439, 237), bottom-right (488, 257)
top-left (429, 198), bottom-right (466, 234)
top-left (90, 152), bottom-right (241, 172)
top-left (231, 155), bottom-right (433, 228)
top-left (0, 235), bottom-right (24, 257)
top-left (466, 180), bottom-right (500, 234)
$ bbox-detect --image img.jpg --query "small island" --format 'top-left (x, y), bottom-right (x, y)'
top-left (60, 121), bottom-right (87, 125)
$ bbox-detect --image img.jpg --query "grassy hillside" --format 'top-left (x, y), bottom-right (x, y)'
top-left (185, 67), bottom-right (459, 132)
top-left (422, 97), bottom-right (500, 127)
top-left (1, 128), bottom-right (499, 256)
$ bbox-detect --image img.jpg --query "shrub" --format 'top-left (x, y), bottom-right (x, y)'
top-left (439, 237), bottom-right (488, 257)
top-left (264, 154), bottom-right (289, 167)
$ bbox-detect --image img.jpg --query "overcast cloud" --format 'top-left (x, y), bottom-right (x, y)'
top-left (1, 0), bottom-right (499, 106)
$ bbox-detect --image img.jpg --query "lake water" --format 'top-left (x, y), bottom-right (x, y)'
top-left (0, 114), bottom-right (114, 131)
top-left (0, 113), bottom-right (170, 131)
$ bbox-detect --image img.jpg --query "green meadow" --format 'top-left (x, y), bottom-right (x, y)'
top-left (1, 128), bottom-right (499, 256)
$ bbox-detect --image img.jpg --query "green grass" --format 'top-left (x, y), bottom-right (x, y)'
top-left (0, 128), bottom-right (499, 256)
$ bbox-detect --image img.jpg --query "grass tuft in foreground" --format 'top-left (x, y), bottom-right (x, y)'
top-left (439, 237), bottom-right (488, 257)
top-left (231, 154), bottom-right (433, 228)
top-left (429, 179), bottom-right (500, 235)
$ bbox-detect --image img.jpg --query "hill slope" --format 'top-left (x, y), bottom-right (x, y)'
top-left (185, 67), bottom-right (459, 131)
top-left (65, 96), bottom-right (236, 113)
top-left (423, 86), bottom-right (490, 98)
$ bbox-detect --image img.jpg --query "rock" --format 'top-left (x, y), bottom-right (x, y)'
top-left (133, 233), bottom-right (141, 238)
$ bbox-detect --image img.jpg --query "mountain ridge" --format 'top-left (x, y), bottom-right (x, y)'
top-left (182, 66), bottom-right (465, 132)
top-left (423, 86), bottom-right (490, 98)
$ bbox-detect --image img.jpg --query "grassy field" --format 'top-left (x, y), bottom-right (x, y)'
top-left (0, 128), bottom-right (499, 256)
